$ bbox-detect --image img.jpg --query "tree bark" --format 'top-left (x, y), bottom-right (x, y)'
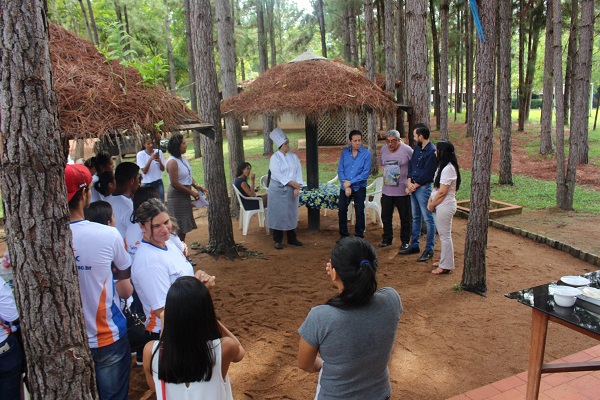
top-left (190, 0), bottom-right (237, 255)
top-left (0, 1), bottom-right (97, 397)
top-left (540, 0), bottom-right (555, 155)
top-left (563, 0), bottom-right (579, 127)
top-left (439, 0), bottom-right (449, 140)
top-left (256, 0), bottom-right (273, 154)
top-left (216, 0), bottom-right (245, 218)
top-left (348, 3), bottom-right (358, 66)
top-left (406, 0), bottom-right (429, 129)
top-left (395, 0), bottom-right (407, 137)
top-left (185, 0), bottom-right (202, 158)
top-left (462, 0), bottom-right (496, 296)
top-left (86, 0), bottom-right (99, 45)
top-left (465, 4), bottom-right (474, 137)
top-left (429, 0), bottom-right (441, 130)
top-left (164, 0), bottom-right (177, 93)
top-left (570, 0), bottom-right (592, 164)
top-left (498, 0), bottom-right (513, 184)
top-left (342, 5), bottom-right (352, 62)
top-left (317, 0), bottom-right (327, 58)
top-left (266, 0), bottom-right (276, 68)
top-left (384, 0), bottom-right (395, 130)
top-left (455, 4), bottom-right (463, 117)
top-left (364, 0), bottom-right (378, 175)
top-left (517, 0), bottom-right (526, 131)
top-left (78, 0), bottom-right (94, 43)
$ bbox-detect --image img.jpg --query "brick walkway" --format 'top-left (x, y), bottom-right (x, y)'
top-left (447, 344), bottom-right (600, 400)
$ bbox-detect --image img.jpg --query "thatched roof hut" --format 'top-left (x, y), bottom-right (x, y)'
top-left (220, 54), bottom-right (395, 121)
top-left (49, 23), bottom-right (205, 139)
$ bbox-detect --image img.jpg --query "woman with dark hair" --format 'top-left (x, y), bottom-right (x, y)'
top-left (143, 276), bottom-right (244, 399)
top-left (234, 161), bottom-right (268, 210)
top-left (84, 200), bottom-right (115, 226)
top-left (89, 150), bottom-right (114, 203)
top-left (427, 141), bottom-right (461, 275)
top-left (297, 236), bottom-right (402, 399)
top-left (166, 133), bottom-right (207, 242)
top-left (131, 199), bottom-right (215, 365)
top-left (93, 170), bottom-right (116, 200)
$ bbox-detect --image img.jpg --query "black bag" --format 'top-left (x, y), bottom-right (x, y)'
top-left (122, 305), bottom-right (146, 351)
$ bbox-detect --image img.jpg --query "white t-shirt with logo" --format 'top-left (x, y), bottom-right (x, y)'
top-left (105, 194), bottom-right (134, 238)
top-left (137, 149), bottom-right (166, 184)
top-left (131, 240), bottom-right (194, 333)
top-left (124, 223), bottom-right (185, 260)
top-left (70, 220), bottom-right (131, 348)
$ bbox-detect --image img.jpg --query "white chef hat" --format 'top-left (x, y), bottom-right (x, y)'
top-left (269, 127), bottom-right (289, 149)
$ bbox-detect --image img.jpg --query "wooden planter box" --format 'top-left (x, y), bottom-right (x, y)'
top-left (456, 199), bottom-right (523, 219)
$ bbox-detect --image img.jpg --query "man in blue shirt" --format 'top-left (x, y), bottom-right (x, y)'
top-left (399, 123), bottom-right (438, 262)
top-left (338, 130), bottom-right (372, 238)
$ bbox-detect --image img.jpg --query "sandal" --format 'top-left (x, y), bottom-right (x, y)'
top-left (431, 267), bottom-right (451, 275)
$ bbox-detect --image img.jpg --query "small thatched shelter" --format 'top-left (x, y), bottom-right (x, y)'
top-left (221, 52), bottom-right (397, 229)
top-left (49, 23), bottom-right (209, 142)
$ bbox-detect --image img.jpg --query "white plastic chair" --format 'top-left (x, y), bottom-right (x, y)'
top-left (231, 184), bottom-right (269, 235)
top-left (259, 174), bottom-right (269, 191)
top-left (323, 174), bottom-right (339, 217)
top-left (351, 177), bottom-right (383, 229)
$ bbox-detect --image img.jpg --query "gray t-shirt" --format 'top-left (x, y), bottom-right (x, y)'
top-left (298, 287), bottom-right (402, 400)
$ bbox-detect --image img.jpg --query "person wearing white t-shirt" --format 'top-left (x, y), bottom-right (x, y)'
top-left (89, 151), bottom-right (114, 204)
top-left (131, 199), bottom-right (215, 365)
top-left (105, 161), bottom-right (141, 238)
top-left (427, 141), bottom-right (461, 275)
top-left (0, 276), bottom-right (23, 399)
top-left (137, 136), bottom-right (166, 202)
top-left (65, 164), bottom-right (133, 400)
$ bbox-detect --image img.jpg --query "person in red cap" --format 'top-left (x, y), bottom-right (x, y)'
top-left (65, 164), bottom-right (133, 400)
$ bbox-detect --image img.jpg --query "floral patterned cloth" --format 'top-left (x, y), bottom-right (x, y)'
top-left (299, 184), bottom-right (340, 210)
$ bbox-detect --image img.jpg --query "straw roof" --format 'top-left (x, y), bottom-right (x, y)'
top-left (220, 57), bottom-right (396, 121)
top-left (49, 23), bottom-right (201, 139)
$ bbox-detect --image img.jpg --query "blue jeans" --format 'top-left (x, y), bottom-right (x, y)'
top-left (338, 187), bottom-right (366, 238)
top-left (410, 184), bottom-right (436, 252)
top-left (0, 334), bottom-right (23, 400)
top-left (143, 179), bottom-right (165, 203)
top-left (90, 336), bottom-right (130, 400)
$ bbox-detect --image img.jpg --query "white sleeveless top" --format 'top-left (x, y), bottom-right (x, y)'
top-left (167, 156), bottom-right (193, 186)
top-left (151, 339), bottom-right (234, 400)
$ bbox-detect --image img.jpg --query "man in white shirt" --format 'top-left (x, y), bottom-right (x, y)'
top-left (66, 164), bottom-right (133, 400)
top-left (105, 161), bottom-right (141, 238)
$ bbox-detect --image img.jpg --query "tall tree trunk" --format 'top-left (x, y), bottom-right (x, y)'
top-left (465, 4), bottom-right (474, 137)
top-left (317, 0), bottom-right (327, 57)
top-left (406, 0), bottom-right (429, 129)
top-left (455, 3), bottom-right (463, 117)
top-left (185, 0), bottom-right (202, 158)
top-left (571, 0), bottom-right (592, 164)
top-left (113, 0), bottom-right (123, 24)
top-left (164, 0), bottom-right (177, 93)
top-left (384, 0), bottom-right (395, 130)
top-left (86, 0), bottom-right (99, 45)
top-left (348, 4), bottom-right (358, 66)
top-left (342, 5), bottom-right (352, 61)
top-left (553, 0), bottom-right (569, 209)
top-left (256, 0), bottom-right (273, 154)
top-left (439, 0), bottom-right (449, 140)
top-left (395, 0), bottom-right (407, 137)
top-left (364, 0), bottom-right (378, 176)
top-left (191, 0), bottom-right (237, 255)
top-left (216, 0), bottom-right (245, 218)
top-left (517, 0), bottom-right (526, 131)
top-left (266, 0), bottom-right (276, 68)
top-left (429, 0), bottom-right (441, 130)
top-left (564, 0), bottom-right (579, 127)
top-left (522, 2), bottom-right (544, 122)
top-left (78, 0), bottom-right (94, 43)
top-left (0, 1), bottom-right (97, 397)
top-left (498, 0), bottom-right (513, 184)
top-left (540, 0), bottom-right (555, 155)
top-left (462, 0), bottom-right (496, 296)
top-left (495, 1), bottom-right (501, 128)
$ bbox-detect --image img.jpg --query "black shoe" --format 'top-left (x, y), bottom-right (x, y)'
top-left (417, 250), bottom-right (433, 262)
top-left (288, 240), bottom-right (303, 246)
top-left (274, 242), bottom-right (283, 250)
top-left (399, 243), bottom-right (410, 251)
top-left (398, 245), bottom-right (420, 255)
top-left (378, 241), bottom-right (392, 248)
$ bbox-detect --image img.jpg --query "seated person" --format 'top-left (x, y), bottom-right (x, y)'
top-left (234, 162), bottom-right (267, 210)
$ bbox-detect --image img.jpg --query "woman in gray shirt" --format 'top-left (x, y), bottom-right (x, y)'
top-left (298, 237), bottom-right (403, 400)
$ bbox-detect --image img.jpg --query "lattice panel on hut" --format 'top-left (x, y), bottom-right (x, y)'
top-left (317, 113), bottom-right (368, 146)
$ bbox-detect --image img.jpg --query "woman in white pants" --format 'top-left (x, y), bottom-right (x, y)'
top-left (427, 141), bottom-right (461, 275)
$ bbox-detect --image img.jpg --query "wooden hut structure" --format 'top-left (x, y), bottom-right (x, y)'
top-left (221, 52), bottom-right (396, 229)
top-left (49, 23), bottom-right (211, 156)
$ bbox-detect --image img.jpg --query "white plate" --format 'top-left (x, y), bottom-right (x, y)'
top-left (560, 276), bottom-right (591, 286)
top-left (578, 286), bottom-right (600, 300)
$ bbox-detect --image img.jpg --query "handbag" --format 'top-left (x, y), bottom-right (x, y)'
top-left (122, 304), bottom-right (146, 350)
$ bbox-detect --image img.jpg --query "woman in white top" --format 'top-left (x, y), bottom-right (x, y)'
top-left (165, 134), bottom-right (207, 242)
top-left (427, 141), bottom-right (461, 275)
top-left (143, 276), bottom-right (245, 400)
top-left (137, 136), bottom-right (167, 202)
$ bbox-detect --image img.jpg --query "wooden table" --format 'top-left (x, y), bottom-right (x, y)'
top-left (506, 270), bottom-right (600, 399)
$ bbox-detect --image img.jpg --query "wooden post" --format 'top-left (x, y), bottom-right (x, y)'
top-left (305, 118), bottom-right (320, 230)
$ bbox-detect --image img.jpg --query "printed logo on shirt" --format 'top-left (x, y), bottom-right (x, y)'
top-left (383, 160), bottom-right (400, 186)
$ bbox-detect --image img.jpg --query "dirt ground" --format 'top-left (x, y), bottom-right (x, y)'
top-left (5, 125), bottom-right (596, 399)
